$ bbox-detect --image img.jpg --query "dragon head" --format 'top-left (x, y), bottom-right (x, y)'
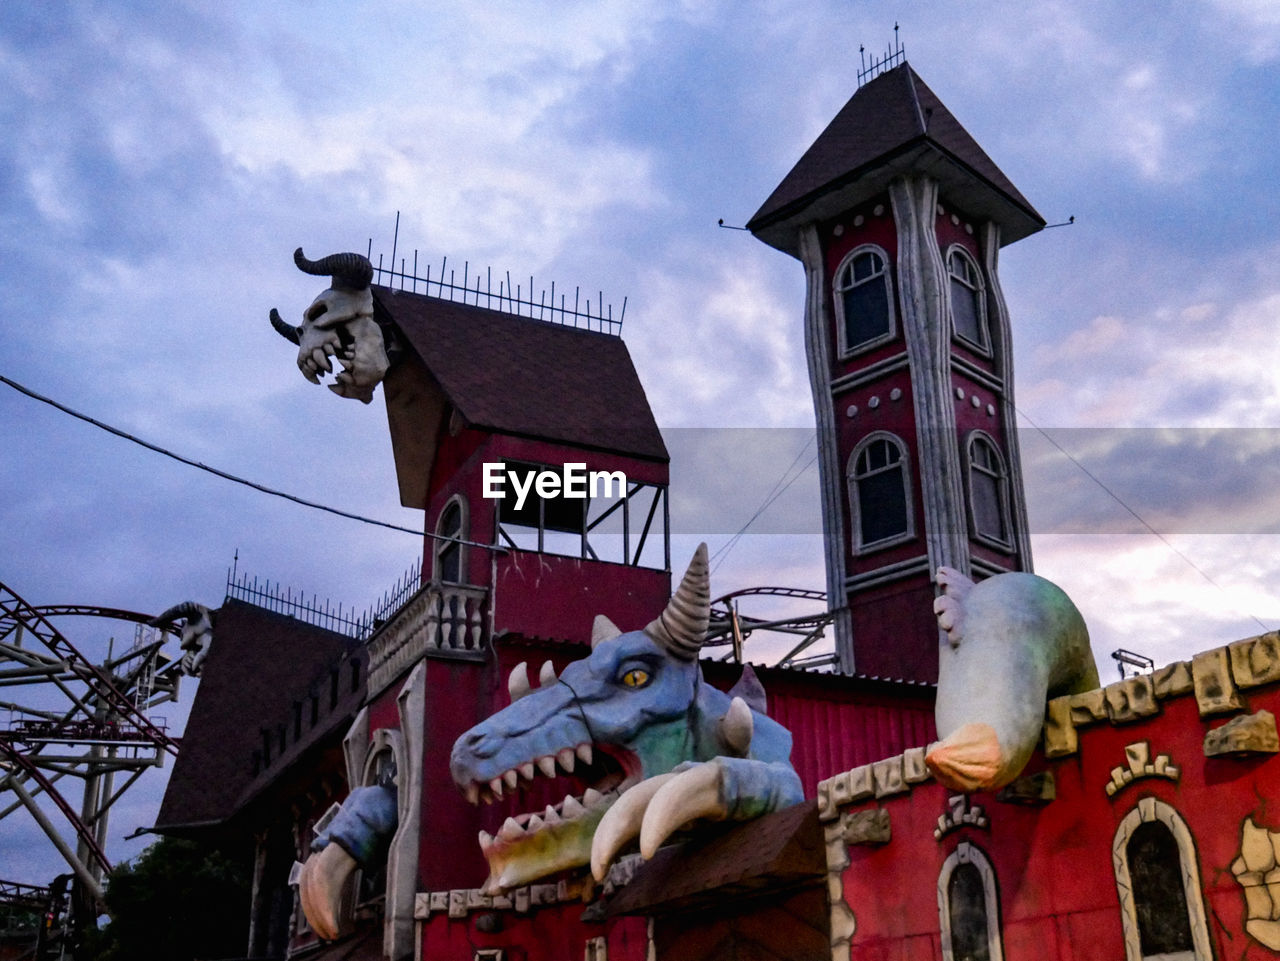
top-left (449, 544), bottom-right (712, 892)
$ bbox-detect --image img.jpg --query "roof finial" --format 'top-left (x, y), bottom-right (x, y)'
top-left (857, 24), bottom-right (906, 88)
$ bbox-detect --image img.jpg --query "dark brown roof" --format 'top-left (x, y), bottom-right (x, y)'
top-left (375, 288), bottom-right (667, 463)
top-left (749, 63), bottom-right (1044, 255)
top-left (154, 600), bottom-right (363, 832)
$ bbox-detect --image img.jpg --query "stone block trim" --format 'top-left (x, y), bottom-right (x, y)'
top-left (413, 877), bottom-right (590, 921)
top-left (1103, 741), bottom-right (1179, 798)
top-left (817, 746), bottom-right (936, 823)
top-left (1204, 710), bottom-right (1279, 757)
top-left (934, 794), bottom-right (989, 840)
top-left (1231, 818), bottom-right (1280, 950)
top-left (1045, 630), bottom-right (1280, 757)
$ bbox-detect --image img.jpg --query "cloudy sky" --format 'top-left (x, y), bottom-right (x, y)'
top-left (3, 0), bottom-right (1279, 884)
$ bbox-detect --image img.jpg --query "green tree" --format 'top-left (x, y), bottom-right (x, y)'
top-left (83, 836), bottom-right (251, 961)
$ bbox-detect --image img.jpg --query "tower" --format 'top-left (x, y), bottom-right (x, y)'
top-left (748, 63), bottom-right (1043, 683)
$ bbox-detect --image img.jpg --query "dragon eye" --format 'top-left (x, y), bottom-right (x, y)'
top-left (621, 668), bottom-right (650, 688)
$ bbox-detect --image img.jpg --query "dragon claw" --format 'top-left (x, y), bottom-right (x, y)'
top-left (640, 762), bottom-right (727, 859)
top-left (297, 843), bottom-right (356, 941)
top-left (590, 772), bottom-right (677, 881)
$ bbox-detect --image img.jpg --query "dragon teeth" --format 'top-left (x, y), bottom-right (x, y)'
top-left (489, 777), bottom-right (504, 800)
top-left (503, 769), bottom-right (519, 790)
top-left (543, 805), bottom-right (562, 825)
top-left (583, 787), bottom-right (604, 808)
top-left (537, 756), bottom-right (557, 778)
top-left (561, 795), bottom-right (585, 818)
top-left (519, 762), bottom-right (535, 781)
top-left (526, 814), bottom-right (545, 833)
top-left (465, 783), bottom-right (480, 805)
top-left (479, 830), bottom-right (494, 852)
top-left (556, 748), bottom-right (575, 773)
top-left (576, 743), bottom-right (593, 765)
top-left (499, 817), bottom-right (524, 841)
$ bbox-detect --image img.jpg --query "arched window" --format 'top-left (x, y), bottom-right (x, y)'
top-left (966, 433), bottom-right (1011, 547)
top-left (1112, 799), bottom-right (1212, 961)
top-left (938, 842), bottom-right (1003, 961)
top-left (848, 433), bottom-right (912, 551)
top-left (433, 496), bottom-right (467, 583)
top-left (948, 248), bottom-right (989, 351)
top-left (834, 246), bottom-right (895, 354)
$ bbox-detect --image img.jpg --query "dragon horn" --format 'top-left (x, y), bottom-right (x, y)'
top-left (293, 248), bottom-right (375, 292)
top-left (269, 308), bottom-right (302, 344)
top-left (149, 601), bottom-right (207, 626)
top-left (645, 543), bottom-right (710, 661)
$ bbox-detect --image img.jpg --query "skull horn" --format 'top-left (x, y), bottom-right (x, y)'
top-left (269, 307), bottom-right (302, 345)
top-left (149, 601), bottom-right (209, 627)
top-left (645, 543), bottom-right (710, 661)
top-left (293, 248), bottom-right (374, 292)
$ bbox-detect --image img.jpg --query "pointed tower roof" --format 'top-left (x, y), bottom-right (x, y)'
top-left (748, 63), bottom-right (1044, 256)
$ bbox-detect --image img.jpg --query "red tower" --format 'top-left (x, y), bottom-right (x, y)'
top-left (748, 63), bottom-right (1044, 684)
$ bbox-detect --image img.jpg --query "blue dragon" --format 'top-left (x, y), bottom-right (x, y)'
top-left (449, 543), bottom-right (804, 892)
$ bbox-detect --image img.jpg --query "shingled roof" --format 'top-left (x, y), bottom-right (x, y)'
top-left (749, 62), bottom-right (1044, 255)
top-left (154, 600), bottom-right (363, 833)
top-left (375, 287), bottom-right (668, 507)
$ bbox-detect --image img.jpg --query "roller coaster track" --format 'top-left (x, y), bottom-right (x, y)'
top-left (0, 580), bottom-right (189, 899)
top-left (0, 583), bottom-right (179, 756)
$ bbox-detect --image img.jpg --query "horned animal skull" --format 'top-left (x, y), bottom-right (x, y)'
top-left (269, 249), bottom-right (389, 404)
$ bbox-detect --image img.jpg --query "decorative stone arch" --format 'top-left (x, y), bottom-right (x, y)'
top-left (1112, 797), bottom-right (1213, 961)
top-left (433, 494), bottom-right (469, 584)
top-left (937, 840), bottom-right (1004, 961)
top-left (340, 660), bottom-right (426, 960)
top-left (945, 244), bottom-right (990, 353)
top-left (846, 431), bottom-right (914, 553)
top-left (964, 430), bottom-right (1012, 549)
top-left (833, 243), bottom-right (897, 356)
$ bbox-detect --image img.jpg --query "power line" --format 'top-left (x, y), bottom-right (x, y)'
top-left (1015, 404), bottom-right (1273, 633)
top-left (0, 373), bottom-right (434, 539)
top-left (711, 434), bottom-right (818, 573)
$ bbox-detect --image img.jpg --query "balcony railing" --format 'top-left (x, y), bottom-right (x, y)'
top-left (366, 582), bottom-right (489, 695)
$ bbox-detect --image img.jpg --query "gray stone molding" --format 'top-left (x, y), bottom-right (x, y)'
top-left (799, 223), bottom-right (854, 673)
top-left (890, 175), bottom-right (968, 582)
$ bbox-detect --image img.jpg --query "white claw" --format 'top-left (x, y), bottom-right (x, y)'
top-left (298, 843), bottom-right (357, 941)
top-left (489, 777), bottom-right (504, 800)
top-left (503, 769), bottom-right (519, 790)
top-left (499, 817), bottom-right (524, 841)
top-left (519, 762), bottom-right (535, 781)
top-left (577, 743), bottom-right (593, 766)
top-left (508, 662), bottom-right (532, 702)
top-left (539, 660), bottom-right (557, 687)
top-left (590, 773), bottom-right (678, 881)
top-left (557, 748), bottom-right (576, 773)
top-left (639, 763), bottom-right (728, 860)
top-left (537, 755), bottom-right (557, 778)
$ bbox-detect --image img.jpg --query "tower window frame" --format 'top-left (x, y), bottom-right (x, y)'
top-left (847, 432), bottom-right (914, 553)
top-left (937, 841), bottom-right (1004, 961)
top-left (833, 244), bottom-right (896, 357)
top-left (947, 246), bottom-right (991, 354)
top-left (432, 494), bottom-right (468, 585)
top-left (965, 431), bottom-right (1013, 550)
top-left (1112, 798), bottom-right (1213, 961)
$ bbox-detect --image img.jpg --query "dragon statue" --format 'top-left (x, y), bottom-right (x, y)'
top-left (148, 601), bottom-right (215, 677)
top-left (449, 543), bottom-right (804, 893)
top-left (295, 546), bottom-right (803, 937)
top-left (269, 248), bottom-right (390, 404)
